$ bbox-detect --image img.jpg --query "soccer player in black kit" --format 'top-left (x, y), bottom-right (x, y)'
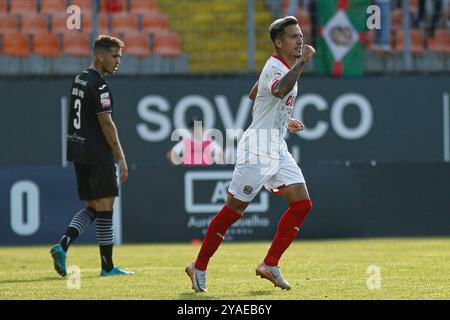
top-left (50, 35), bottom-right (133, 277)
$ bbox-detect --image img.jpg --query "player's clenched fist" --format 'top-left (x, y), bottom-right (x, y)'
top-left (301, 45), bottom-right (316, 64)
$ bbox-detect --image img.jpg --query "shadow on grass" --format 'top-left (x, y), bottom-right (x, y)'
top-left (247, 290), bottom-right (273, 296)
top-left (0, 277), bottom-right (62, 285)
top-left (0, 273), bottom-right (103, 285)
top-left (178, 292), bottom-right (218, 300)
top-left (178, 289), bottom-right (273, 300)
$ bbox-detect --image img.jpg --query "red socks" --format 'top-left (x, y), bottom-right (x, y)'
top-left (194, 200), bottom-right (312, 270)
top-left (195, 205), bottom-right (242, 271)
top-left (264, 199), bottom-right (312, 266)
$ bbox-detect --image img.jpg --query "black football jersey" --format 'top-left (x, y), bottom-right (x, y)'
top-left (67, 68), bottom-right (115, 164)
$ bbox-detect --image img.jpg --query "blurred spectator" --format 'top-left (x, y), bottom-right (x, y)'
top-left (417, 0), bottom-right (444, 37)
top-left (373, 0), bottom-right (392, 51)
top-left (167, 118), bottom-right (224, 166)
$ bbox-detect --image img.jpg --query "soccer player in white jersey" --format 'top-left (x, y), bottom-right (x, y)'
top-left (186, 16), bottom-right (316, 292)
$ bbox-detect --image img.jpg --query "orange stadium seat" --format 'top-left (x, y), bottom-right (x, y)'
top-left (32, 32), bottom-right (61, 56)
top-left (100, 0), bottom-right (126, 13)
top-left (427, 29), bottom-right (450, 54)
top-left (10, 0), bottom-right (37, 15)
top-left (129, 0), bottom-right (157, 15)
top-left (82, 13), bottom-right (110, 34)
top-left (21, 14), bottom-right (49, 34)
top-left (40, 0), bottom-right (68, 15)
top-left (0, 0), bottom-right (7, 13)
top-left (2, 32), bottom-right (31, 57)
top-left (0, 14), bottom-right (19, 33)
top-left (123, 32), bottom-right (151, 57)
top-left (295, 7), bottom-right (311, 28)
top-left (111, 12), bottom-right (139, 33)
top-left (62, 32), bottom-right (90, 56)
top-left (141, 12), bottom-right (169, 34)
top-left (280, 0), bottom-right (289, 13)
top-left (409, 0), bottom-right (419, 13)
top-left (365, 30), bottom-right (375, 50)
top-left (395, 29), bottom-right (425, 55)
top-left (365, 29), bottom-right (393, 54)
top-left (70, 0), bottom-right (93, 14)
top-left (51, 13), bottom-right (70, 33)
top-left (391, 8), bottom-right (403, 32)
top-left (153, 31), bottom-right (182, 57)
top-left (295, 8), bottom-right (311, 42)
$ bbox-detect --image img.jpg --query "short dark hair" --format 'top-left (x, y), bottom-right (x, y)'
top-left (268, 16), bottom-right (298, 43)
top-left (93, 35), bottom-right (125, 53)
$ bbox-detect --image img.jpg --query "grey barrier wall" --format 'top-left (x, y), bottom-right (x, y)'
top-left (0, 75), bottom-right (449, 244)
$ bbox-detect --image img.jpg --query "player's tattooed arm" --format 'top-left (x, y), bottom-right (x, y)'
top-left (249, 80), bottom-right (259, 101)
top-left (98, 113), bottom-right (128, 183)
top-left (273, 45), bottom-right (316, 99)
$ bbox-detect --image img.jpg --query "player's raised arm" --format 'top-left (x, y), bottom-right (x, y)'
top-left (249, 80), bottom-right (259, 101)
top-left (273, 45), bottom-right (315, 99)
top-left (98, 113), bottom-right (128, 183)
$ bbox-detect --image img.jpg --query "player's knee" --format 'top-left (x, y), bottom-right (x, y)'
top-left (226, 196), bottom-right (249, 214)
top-left (95, 197), bottom-right (115, 211)
top-left (290, 199), bottom-right (312, 216)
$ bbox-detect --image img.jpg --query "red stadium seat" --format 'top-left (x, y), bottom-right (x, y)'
top-left (111, 12), bottom-right (139, 33)
top-left (2, 32), bottom-right (31, 57)
top-left (141, 12), bottom-right (169, 35)
top-left (21, 14), bottom-right (49, 34)
top-left (40, 0), bottom-right (67, 15)
top-left (153, 31), bottom-right (182, 57)
top-left (32, 32), bottom-right (61, 56)
top-left (62, 31), bottom-right (90, 56)
top-left (427, 29), bottom-right (450, 54)
top-left (0, 13), bottom-right (19, 33)
top-left (10, 0), bottom-right (37, 15)
top-left (100, 0), bottom-right (126, 13)
top-left (123, 32), bottom-right (151, 57)
top-left (129, 0), bottom-right (157, 15)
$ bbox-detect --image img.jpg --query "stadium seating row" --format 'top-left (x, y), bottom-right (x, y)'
top-left (366, 29), bottom-right (450, 55)
top-left (0, 0), bottom-right (156, 15)
top-left (0, 31), bottom-right (181, 57)
top-left (0, 1), bottom-right (183, 58)
top-left (0, 12), bottom-right (169, 34)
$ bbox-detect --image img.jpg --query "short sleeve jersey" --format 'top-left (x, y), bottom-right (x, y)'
top-left (238, 54), bottom-right (297, 159)
top-left (67, 68), bottom-right (114, 164)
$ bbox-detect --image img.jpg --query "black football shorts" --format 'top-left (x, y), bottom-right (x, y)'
top-left (74, 162), bottom-right (119, 200)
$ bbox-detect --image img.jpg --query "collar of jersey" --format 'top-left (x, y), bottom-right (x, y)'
top-left (271, 54), bottom-right (291, 70)
top-left (88, 68), bottom-right (103, 77)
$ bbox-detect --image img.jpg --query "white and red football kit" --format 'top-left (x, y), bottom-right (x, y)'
top-left (228, 54), bottom-right (305, 202)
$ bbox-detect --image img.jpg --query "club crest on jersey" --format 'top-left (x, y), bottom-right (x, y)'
top-left (100, 92), bottom-right (111, 108)
top-left (243, 185), bottom-right (253, 194)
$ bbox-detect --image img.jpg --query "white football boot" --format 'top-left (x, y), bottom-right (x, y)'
top-left (185, 262), bottom-right (208, 293)
top-left (256, 262), bottom-right (292, 290)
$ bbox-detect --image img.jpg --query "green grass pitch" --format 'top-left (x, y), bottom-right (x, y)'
top-left (0, 237), bottom-right (449, 299)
